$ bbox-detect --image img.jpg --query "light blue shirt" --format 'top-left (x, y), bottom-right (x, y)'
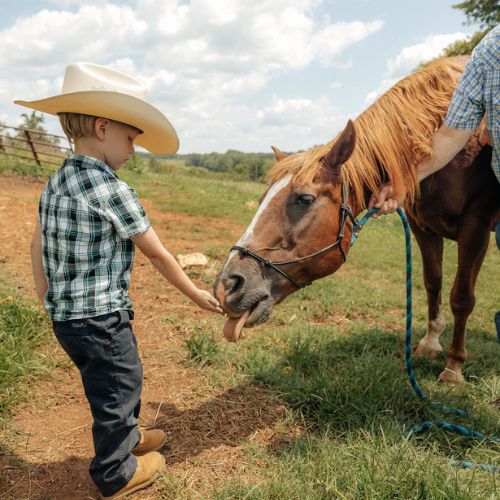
top-left (444, 26), bottom-right (499, 183)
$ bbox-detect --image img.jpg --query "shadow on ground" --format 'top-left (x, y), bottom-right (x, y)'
top-left (0, 382), bottom-right (283, 499)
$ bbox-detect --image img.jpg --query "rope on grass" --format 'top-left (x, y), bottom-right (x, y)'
top-left (351, 206), bottom-right (499, 472)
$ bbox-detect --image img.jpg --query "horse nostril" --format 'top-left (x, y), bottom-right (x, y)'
top-left (226, 273), bottom-right (245, 294)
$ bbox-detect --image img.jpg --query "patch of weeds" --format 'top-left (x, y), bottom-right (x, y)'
top-left (185, 331), bottom-right (220, 367)
top-left (0, 288), bottom-right (52, 418)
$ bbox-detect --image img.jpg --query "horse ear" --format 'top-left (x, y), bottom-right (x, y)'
top-left (323, 119), bottom-right (356, 172)
top-left (271, 145), bottom-right (289, 162)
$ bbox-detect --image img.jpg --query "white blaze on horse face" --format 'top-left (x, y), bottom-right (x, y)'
top-left (237, 174), bottom-right (291, 246)
top-left (222, 175), bottom-right (292, 272)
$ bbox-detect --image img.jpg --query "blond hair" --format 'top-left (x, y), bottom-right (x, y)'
top-left (268, 57), bottom-right (464, 209)
top-left (58, 112), bottom-right (97, 142)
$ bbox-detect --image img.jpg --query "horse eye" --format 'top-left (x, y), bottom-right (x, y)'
top-left (296, 194), bottom-right (315, 206)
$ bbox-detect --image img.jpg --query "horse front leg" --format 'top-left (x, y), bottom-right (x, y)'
top-left (440, 224), bottom-right (491, 383)
top-left (409, 219), bottom-right (446, 357)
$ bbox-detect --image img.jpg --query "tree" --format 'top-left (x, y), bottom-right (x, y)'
top-left (440, 0), bottom-right (499, 56)
top-left (17, 111), bottom-right (60, 146)
top-left (453, 0), bottom-right (499, 28)
top-left (442, 29), bottom-right (489, 56)
top-left (20, 111), bottom-right (45, 131)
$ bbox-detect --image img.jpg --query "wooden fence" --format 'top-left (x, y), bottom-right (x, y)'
top-left (0, 125), bottom-right (72, 167)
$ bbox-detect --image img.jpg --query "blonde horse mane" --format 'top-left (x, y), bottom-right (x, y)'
top-left (268, 58), bottom-right (464, 208)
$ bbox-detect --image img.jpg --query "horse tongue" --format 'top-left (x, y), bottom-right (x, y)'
top-left (223, 311), bottom-right (251, 342)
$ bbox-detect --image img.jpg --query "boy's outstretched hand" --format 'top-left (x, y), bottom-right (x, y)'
top-left (191, 288), bottom-right (223, 314)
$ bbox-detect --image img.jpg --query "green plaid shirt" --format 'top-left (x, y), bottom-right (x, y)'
top-left (444, 26), bottom-right (499, 183)
top-left (39, 154), bottom-right (150, 321)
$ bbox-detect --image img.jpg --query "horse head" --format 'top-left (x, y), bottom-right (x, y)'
top-left (214, 120), bottom-right (362, 341)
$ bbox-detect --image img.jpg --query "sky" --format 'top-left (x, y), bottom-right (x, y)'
top-left (0, 0), bottom-right (479, 154)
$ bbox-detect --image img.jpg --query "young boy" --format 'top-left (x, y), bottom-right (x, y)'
top-left (16, 62), bottom-right (222, 499)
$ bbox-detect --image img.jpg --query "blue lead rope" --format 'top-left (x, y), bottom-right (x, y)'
top-left (351, 207), bottom-right (500, 473)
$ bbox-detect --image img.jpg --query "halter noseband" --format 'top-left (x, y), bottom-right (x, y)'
top-left (230, 180), bottom-right (360, 289)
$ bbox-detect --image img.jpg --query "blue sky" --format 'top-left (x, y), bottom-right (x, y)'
top-left (0, 0), bottom-right (478, 153)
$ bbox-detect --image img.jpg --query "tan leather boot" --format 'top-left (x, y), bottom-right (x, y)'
top-left (100, 451), bottom-right (165, 499)
top-left (132, 429), bottom-right (167, 456)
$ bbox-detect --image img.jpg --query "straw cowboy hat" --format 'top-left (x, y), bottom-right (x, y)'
top-left (14, 62), bottom-right (179, 154)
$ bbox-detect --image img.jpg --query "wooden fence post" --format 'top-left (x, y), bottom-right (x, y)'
top-left (24, 129), bottom-right (41, 167)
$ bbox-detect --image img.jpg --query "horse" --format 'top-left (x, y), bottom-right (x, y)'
top-left (214, 56), bottom-right (500, 384)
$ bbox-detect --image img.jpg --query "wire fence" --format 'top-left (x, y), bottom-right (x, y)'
top-left (0, 124), bottom-right (72, 167)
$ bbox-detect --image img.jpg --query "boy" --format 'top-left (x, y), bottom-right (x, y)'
top-left (16, 62), bottom-right (222, 499)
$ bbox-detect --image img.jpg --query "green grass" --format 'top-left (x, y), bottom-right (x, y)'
top-left (0, 283), bottom-right (52, 421)
top-left (185, 331), bottom-right (221, 367)
top-left (174, 216), bottom-right (499, 498)
top-left (119, 162), bottom-right (265, 225)
top-left (167, 216), bottom-right (499, 498)
top-left (0, 154), bottom-right (266, 226)
top-left (214, 433), bottom-right (498, 499)
top-left (197, 218), bottom-right (499, 498)
top-left (0, 154), bottom-right (58, 177)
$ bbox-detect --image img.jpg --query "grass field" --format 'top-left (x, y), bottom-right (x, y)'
top-left (0, 281), bottom-right (53, 423)
top-left (0, 155), bottom-right (498, 498)
top-left (181, 204), bottom-right (499, 499)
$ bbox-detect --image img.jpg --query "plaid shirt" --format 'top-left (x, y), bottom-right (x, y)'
top-left (444, 26), bottom-right (500, 183)
top-left (39, 154), bottom-right (150, 321)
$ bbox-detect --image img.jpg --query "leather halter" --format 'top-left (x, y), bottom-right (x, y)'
top-left (230, 180), bottom-right (360, 289)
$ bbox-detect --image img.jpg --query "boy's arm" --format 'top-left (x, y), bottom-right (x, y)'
top-left (132, 227), bottom-right (222, 314)
top-left (30, 224), bottom-right (48, 303)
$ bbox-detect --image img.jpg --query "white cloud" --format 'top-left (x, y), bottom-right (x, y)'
top-left (0, 5), bottom-right (147, 76)
top-left (386, 32), bottom-right (469, 79)
top-left (312, 20), bottom-right (383, 66)
top-left (0, 0), bottom-right (383, 152)
top-left (250, 96), bottom-right (348, 150)
top-left (365, 32), bottom-right (468, 104)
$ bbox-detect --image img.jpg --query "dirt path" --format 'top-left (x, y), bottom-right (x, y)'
top-left (0, 175), bottom-right (287, 499)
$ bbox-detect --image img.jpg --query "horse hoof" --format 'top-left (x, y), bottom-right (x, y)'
top-left (438, 368), bottom-right (464, 384)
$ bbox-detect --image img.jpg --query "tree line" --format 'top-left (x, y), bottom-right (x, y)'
top-left (161, 150), bottom-right (276, 182)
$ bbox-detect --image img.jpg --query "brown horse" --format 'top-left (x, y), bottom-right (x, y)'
top-left (214, 56), bottom-right (500, 383)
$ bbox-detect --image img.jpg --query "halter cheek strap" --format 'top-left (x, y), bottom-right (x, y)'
top-left (230, 181), bottom-right (359, 289)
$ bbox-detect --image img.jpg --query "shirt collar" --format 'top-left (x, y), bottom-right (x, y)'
top-left (66, 154), bottom-right (118, 178)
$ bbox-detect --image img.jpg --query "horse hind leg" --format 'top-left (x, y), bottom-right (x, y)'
top-left (439, 223), bottom-right (490, 384)
top-left (409, 222), bottom-right (446, 357)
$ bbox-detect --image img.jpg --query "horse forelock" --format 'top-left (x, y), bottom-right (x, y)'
top-left (267, 57), bottom-right (464, 209)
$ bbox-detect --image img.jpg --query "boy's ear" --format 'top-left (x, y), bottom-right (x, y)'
top-left (95, 117), bottom-right (110, 140)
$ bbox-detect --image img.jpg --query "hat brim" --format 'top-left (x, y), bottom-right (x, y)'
top-left (14, 91), bottom-right (179, 155)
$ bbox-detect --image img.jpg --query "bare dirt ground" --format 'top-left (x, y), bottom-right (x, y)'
top-left (0, 175), bottom-right (289, 499)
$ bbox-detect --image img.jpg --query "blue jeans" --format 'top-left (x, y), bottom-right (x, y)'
top-left (53, 310), bottom-right (142, 496)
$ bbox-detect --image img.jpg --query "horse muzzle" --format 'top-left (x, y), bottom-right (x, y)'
top-left (214, 259), bottom-right (275, 341)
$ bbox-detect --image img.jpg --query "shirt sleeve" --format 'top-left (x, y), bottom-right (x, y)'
top-left (103, 184), bottom-right (150, 239)
top-left (444, 49), bottom-right (485, 130)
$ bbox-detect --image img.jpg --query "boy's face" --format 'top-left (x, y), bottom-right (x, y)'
top-left (101, 120), bottom-right (140, 170)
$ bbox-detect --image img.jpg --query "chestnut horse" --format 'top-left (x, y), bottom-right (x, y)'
top-left (214, 57), bottom-right (500, 383)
